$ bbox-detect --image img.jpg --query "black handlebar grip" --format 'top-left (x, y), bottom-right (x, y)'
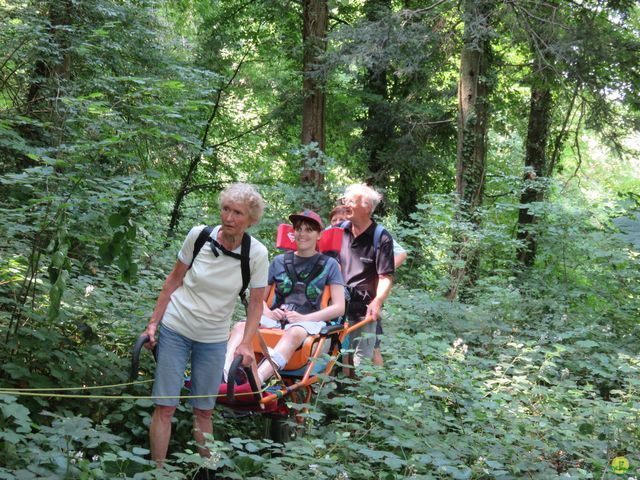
top-left (227, 355), bottom-right (243, 402)
top-left (246, 361), bottom-right (261, 403)
top-left (130, 334), bottom-right (151, 382)
top-left (227, 355), bottom-right (262, 403)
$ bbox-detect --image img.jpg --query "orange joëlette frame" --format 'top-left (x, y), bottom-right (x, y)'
top-left (253, 283), bottom-right (375, 408)
top-left (255, 284), bottom-right (332, 370)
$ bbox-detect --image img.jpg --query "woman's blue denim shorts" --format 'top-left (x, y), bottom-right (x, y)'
top-left (152, 325), bottom-right (227, 410)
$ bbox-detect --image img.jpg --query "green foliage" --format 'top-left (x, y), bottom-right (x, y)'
top-left (99, 206), bottom-right (140, 283)
top-left (327, 2), bottom-right (458, 215)
top-left (0, 396), bottom-right (134, 478)
top-left (0, 0), bottom-right (639, 479)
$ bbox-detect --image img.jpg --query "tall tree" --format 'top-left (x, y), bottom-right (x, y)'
top-left (512, 0), bottom-right (640, 267)
top-left (166, 55), bottom-right (248, 238)
top-left (328, 2), bottom-right (458, 222)
top-left (513, 1), bottom-right (560, 267)
top-left (361, 0), bottom-right (393, 190)
top-left (18, 0), bottom-right (73, 150)
top-left (162, 0), bottom-right (284, 235)
top-left (447, 0), bottom-right (494, 300)
top-left (300, 0), bottom-right (328, 188)
top-left (516, 82), bottom-right (553, 267)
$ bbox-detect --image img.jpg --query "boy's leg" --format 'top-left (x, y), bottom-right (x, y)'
top-left (257, 327), bottom-right (307, 382)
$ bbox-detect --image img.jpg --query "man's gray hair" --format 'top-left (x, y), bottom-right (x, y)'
top-left (344, 184), bottom-right (383, 212)
top-left (219, 183), bottom-right (265, 223)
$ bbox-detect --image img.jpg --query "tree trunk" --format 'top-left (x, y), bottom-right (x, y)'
top-left (167, 97), bottom-right (222, 239)
top-left (362, 0), bottom-right (393, 190)
top-left (300, 0), bottom-right (328, 187)
top-left (363, 68), bottom-right (392, 187)
top-left (516, 85), bottom-right (552, 267)
top-left (447, 0), bottom-right (493, 300)
top-left (455, 30), bottom-right (490, 212)
top-left (22, 0), bottom-right (73, 142)
top-left (49, 1), bottom-right (73, 82)
top-left (397, 169), bottom-right (418, 222)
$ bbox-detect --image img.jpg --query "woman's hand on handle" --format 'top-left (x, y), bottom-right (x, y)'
top-left (234, 342), bottom-right (255, 367)
top-left (143, 322), bottom-right (158, 349)
top-left (238, 286), bottom-right (266, 367)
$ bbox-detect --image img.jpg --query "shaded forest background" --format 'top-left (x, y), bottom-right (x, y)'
top-left (1, 0), bottom-right (640, 478)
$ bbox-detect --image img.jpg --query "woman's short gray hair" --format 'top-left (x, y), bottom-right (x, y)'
top-left (219, 183), bottom-right (265, 223)
top-left (344, 184), bottom-right (383, 212)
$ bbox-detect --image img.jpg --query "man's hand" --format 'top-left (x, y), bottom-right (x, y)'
top-left (366, 298), bottom-right (383, 320)
top-left (234, 342), bottom-right (255, 367)
top-left (369, 275), bottom-right (392, 321)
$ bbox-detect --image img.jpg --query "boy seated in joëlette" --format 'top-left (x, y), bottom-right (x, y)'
top-left (221, 210), bottom-right (345, 387)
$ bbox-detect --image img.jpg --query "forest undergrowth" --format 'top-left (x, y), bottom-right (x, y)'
top-left (2, 0), bottom-right (640, 478)
top-left (1, 191), bottom-right (639, 480)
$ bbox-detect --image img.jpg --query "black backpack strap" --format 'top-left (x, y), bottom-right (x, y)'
top-left (283, 251), bottom-right (298, 284)
top-left (193, 226), bottom-right (252, 308)
top-left (190, 226), bottom-right (214, 268)
top-left (238, 233), bottom-right (251, 309)
top-left (304, 254), bottom-right (327, 288)
top-left (281, 252), bottom-right (327, 308)
top-left (284, 252), bottom-right (325, 288)
top-left (340, 220), bottom-right (386, 262)
top-left (373, 224), bottom-right (384, 255)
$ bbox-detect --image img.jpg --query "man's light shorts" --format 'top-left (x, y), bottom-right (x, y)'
top-left (348, 319), bottom-right (376, 366)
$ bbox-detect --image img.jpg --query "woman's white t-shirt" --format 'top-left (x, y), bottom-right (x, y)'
top-left (161, 225), bottom-right (269, 343)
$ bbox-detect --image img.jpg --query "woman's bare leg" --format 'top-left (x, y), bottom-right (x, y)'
top-left (150, 405), bottom-right (176, 467)
top-left (193, 408), bottom-right (213, 458)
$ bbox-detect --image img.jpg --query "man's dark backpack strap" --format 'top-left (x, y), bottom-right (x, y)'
top-left (372, 224), bottom-right (385, 257)
top-left (238, 232), bottom-right (251, 309)
top-left (190, 226), bottom-right (214, 268)
top-left (340, 221), bottom-right (386, 260)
